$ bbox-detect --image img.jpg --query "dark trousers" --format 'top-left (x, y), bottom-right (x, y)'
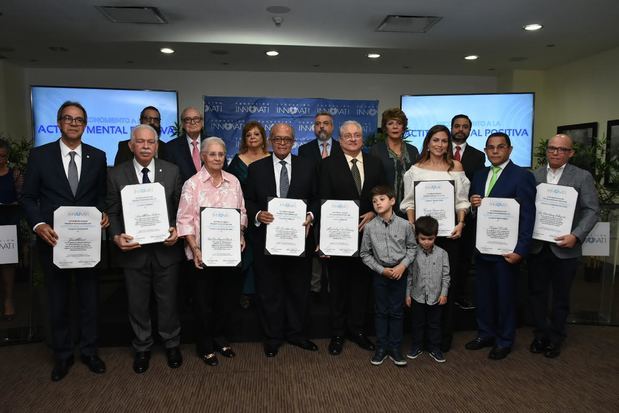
top-left (475, 256), bottom-right (519, 348)
top-left (372, 272), bottom-right (407, 350)
top-left (327, 257), bottom-right (372, 337)
top-left (44, 262), bottom-right (99, 361)
top-left (192, 265), bottom-right (243, 354)
top-left (124, 258), bottom-right (180, 352)
top-left (411, 301), bottom-right (443, 352)
top-left (528, 244), bottom-right (579, 344)
top-left (253, 254), bottom-right (311, 346)
top-left (435, 237), bottom-right (460, 348)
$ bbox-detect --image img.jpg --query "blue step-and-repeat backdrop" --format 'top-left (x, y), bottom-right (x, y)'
top-left (203, 96), bottom-right (379, 161)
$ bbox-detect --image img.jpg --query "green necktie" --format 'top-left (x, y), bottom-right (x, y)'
top-left (486, 166), bottom-right (501, 196)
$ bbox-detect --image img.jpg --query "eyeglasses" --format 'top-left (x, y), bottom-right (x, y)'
top-left (271, 137), bottom-right (294, 144)
top-left (341, 133), bottom-right (362, 141)
top-left (141, 116), bottom-right (161, 123)
top-left (546, 146), bottom-right (573, 154)
top-left (182, 116), bottom-right (203, 124)
top-left (60, 115), bottom-right (86, 126)
top-left (485, 144), bottom-right (509, 151)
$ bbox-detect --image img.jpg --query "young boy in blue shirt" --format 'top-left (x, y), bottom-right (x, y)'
top-left (360, 185), bottom-right (417, 366)
top-left (405, 215), bottom-right (450, 363)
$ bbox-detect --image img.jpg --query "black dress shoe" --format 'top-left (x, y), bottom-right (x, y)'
top-left (288, 338), bottom-right (319, 352)
top-left (51, 356), bottom-right (74, 382)
top-left (350, 333), bottom-right (375, 351)
top-left (264, 343), bottom-right (279, 358)
top-left (544, 343), bottom-right (561, 358)
top-left (465, 337), bottom-right (495, 350)
top-left (166, 347), bottom-right (183, 368)
top-left (530, 338), bottom-right (548, 354)
top-left (80, 354), bottom-right (106, 374)
top-left (133, 351), bottom-right (151, 374)
top-left (200, 352), bottom-right (219, 366)
top-left (216, 346), bottom-right (236, 358)
top-left (328, 336), bottom-right (344, 355)
top-left (488, 346), bottom-right (511, 360)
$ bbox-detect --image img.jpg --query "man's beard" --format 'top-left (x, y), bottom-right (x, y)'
top-left (452, 132), bottom-right (468, 144)
top-left (316, 130), bottom-right (330, 141)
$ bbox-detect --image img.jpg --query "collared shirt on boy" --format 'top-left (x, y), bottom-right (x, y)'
top-left (360, 213), bottom-right (416, 274)
top-left (407, 245), bottom-right (450, 305)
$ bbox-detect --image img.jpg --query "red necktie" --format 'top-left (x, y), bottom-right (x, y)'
top-left (454, 145), bottom-right (461, 161)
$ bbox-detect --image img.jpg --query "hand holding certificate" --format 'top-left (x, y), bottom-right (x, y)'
top-left (476, 198), bottom-right (520, 255)
top-left (532, 183), bottom-right (578, 242)
top-left (265, 198), bottom-right (307, 256)
top-left (200, 207), bottom-right (242, 267)
top-left (319, 200), bottom-right (359, 257)
top-left (414, 180), bottom-right (455, 237)
top-left (121, 182), bottom-right (170, 245)
top-left (53, 206), bottom-right (102, 269)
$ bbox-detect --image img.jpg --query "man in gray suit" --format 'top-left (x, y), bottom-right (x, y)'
top-left (106, 124), bottom-right (185, 373)
top-left (528, 134), bottom-right (599, 358)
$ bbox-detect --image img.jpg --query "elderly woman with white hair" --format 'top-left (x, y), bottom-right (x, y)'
top-left (176, 137), bottom-right (248, 367)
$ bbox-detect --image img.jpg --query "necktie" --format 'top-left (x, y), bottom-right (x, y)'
top-left (68, 151), bottom-right (78, 196)
top-left (191, 140), bottom-right (201, 172)
top-left (351, 158), bottom-right (362, 195)
top-left (279, 160), bottom-right (289, 198)
top-left (321, 142), bottom-right (328, 159)
top-left (142, 167), bottom-right (151, 184)
top-left (454, 145), bottom-right (462, 161)
top-left (486, 166), bottom-right (501, 196)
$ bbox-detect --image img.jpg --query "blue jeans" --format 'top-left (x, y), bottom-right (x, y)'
top-left (373, 272), bottom-right (407, 350)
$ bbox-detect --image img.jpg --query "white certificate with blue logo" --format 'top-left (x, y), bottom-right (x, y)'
top-left (414, 180), bottom-right (455, 237)
top-left (533, 183), bottom-right (578, 243)
top-left (200, 207), bottom-right (241, 267)
top-left (319, 200), bottom-right (359, 257)
top-left (121, 182), bottom-right (170, 245)
top-left (476, 198), bottom-right (520, 255)
top-left (265, 197), bottom-right (307, 256)
top-left (53, 206), bottom-right (101, 269)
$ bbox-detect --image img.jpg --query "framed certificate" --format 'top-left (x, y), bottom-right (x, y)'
top-left (121, 182), bottom-right (170, 245)
top-left (200, 207), bottom-right (242, 267)
top-left (414, 180), bottom-right (455, 237)
top-left (53, 206), bottom-right (102, 269)
top-left (319, 200), bottom-right (359, 257)
top-left (476, 197), bottom-right (520, 255)
top-left (533, 183), bottom-right (578, 242)
top-left (0, 225), bottom-right (19, 265)
top-left (265, 197), bottom-right (307, 256)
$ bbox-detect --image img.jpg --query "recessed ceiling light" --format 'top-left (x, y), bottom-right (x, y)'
top-left (464, 55), bottom-right (478, 60)
top-left (367, 53), bottom-right (381, 59)
top-left (160, 47), bottom-right (174, 54)
top-left (266, 50), bottom-right (279, 56)
top-left (523, 23), bottom-right (543, 31)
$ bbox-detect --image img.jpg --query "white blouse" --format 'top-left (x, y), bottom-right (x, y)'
top-left (400, 165), bottom-right (471, 213)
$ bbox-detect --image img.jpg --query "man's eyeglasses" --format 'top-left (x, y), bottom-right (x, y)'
top-left (271, 137), bottom-right (294, 145)
top-left (141, 116), bottom-right (161, 123)
top-left (546, 146), bottom-right (573, 154)
top-left (60, 115), bottom-right (86, 126)
top-left (182, 117), bottom-right (203, 124)
top-left (341, 133), bottom-right (362, 141)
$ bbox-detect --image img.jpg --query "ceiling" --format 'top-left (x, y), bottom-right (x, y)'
top-left (1, 0), bottom-right (618, 75)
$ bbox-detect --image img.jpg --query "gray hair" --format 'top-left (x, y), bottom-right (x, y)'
top-left (201, 136), bottom-right (227, 154)
top-left (270, 123), bottom-right (295, 140)
top-left (131, 124), bottom-right (158, 141)
top-left (339, 120), bottom-right (363, 136)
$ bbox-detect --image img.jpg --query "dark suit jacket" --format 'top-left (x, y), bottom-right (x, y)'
top-left (21, 139), bottom-right (107, 232)
top-left (530, 163), bottom-right (600, 258)
top-left (114, 139), bottom-right (167, 167)
top-left (369, 141), bottom-right (419, 188)
top-left (460, 144), bottom-right (486, 182)
top-left (244, 154), bottom-right (319, 254)
top-left (298, 138), bottom-right (342, 165)
top-left (161, 134), bottom-right (204, 184)
top-left (106, 158), bottom-right (184, 269)
top-left (469, 160), bottom-right (536, 259)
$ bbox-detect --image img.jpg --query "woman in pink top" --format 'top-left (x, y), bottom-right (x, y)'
top-left (176, 137), bottom-right (248, 367)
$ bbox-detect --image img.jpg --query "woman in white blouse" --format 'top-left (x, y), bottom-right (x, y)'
top-left (400, 124), bottom-right (470, 352)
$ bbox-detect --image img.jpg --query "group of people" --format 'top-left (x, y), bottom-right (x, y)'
top-left (18, 100), bottom-right (599, 382)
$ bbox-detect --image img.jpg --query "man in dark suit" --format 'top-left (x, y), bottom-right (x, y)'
top-left (21, 101), bottom-right (108, 381)
top-left (162, 106), bottom-right (205, 184)
top-left (451, 114), bottom-right (486, 312)
top-left (245, 123), bottom-right (319, 357)
top-left (465, 132), bottom-right (536, 360)
top-left (318, 120), bottom-right (386, 355)
top-left (106, 124), bottom-right (185, 374)
top-left (528, 134), bottom-right (599, 358)
top-left (114, 106), bottom-right (167, 166)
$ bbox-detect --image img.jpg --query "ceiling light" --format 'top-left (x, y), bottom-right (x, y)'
top-left (367, 53), bottom-right (381, 59)
top-left (266, 50), bottom-right (279, 56)
top-left (464, 55), bottom-right (479, 60)
top-left (160, 47), bottom-right (174, 54)
top-left (523, 23), bottom-right (543, 31)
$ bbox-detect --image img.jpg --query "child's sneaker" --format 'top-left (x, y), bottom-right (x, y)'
top-left (406, 348), bottom-right (423, 359)
top-left (429, 350), bottom-right (446, 363)
top-left (370, 348), bottom-right (388, 365)
top-left (388, 349), bottom-right (407, 367)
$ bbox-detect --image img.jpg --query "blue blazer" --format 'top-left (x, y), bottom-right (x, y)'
top-left (469, 160), bottom-right (536, 259)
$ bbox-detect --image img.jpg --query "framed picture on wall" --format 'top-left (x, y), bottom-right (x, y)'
top-left (605, 119), bottom-right (619, 188)
top-left (557, 122), bottom-right (598, 171)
